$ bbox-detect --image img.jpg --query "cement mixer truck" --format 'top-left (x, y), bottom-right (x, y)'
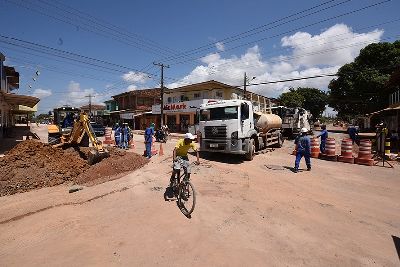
top-left (197, 99), bottom-right (283, 160)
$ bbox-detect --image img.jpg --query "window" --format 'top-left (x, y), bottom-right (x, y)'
top-left (200, 106), bottom-right (238, 121)
top-left (241, 103), bottom-right (249, 120)
top-left (180, 95), bottom-right (189, 101)
top-left (194, 93), bottom-right (201, 99)
top-left (215, 91), bottom-right (223, 99)
top-left (167, 97), bottom-right (172, 103)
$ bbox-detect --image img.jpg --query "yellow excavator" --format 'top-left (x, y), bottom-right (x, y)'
top-left (51, 111), bottom-right (110, 165)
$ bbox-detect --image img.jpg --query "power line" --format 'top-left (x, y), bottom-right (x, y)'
top-left (3, 0), bottom-right (177, 58)
top-left (158, 0), bottom-right (351, 63)
top-left (37, 0), bottom-right (178, 56)
top-left (167, 0), bottom-right (392, 66)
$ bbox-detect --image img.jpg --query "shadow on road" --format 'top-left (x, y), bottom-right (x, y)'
top-left (163, 186), bottom-right (192, 219)
top-left (392, 235), bottom-right (400, 261)
top-left (196, 151), bottom-right (245, 164)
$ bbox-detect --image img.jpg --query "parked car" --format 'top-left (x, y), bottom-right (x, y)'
top-left (90, 122), bottom-right (106, 136)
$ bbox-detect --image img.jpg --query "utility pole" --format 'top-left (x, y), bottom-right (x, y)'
top-left (85, 94), bottom-right (94, 120)
top-left (243, 72), bottom-right (247, 100)
top-left (153, 62), bottom-right (169, 127)
top-left (243, 72), bottom-right (256, 100)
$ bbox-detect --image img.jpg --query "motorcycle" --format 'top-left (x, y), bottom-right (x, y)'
top-left (155, 128), bottom-right (168, 143)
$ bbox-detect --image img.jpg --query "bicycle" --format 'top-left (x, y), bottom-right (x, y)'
top-left (170, 158), bottom-right (197, 217)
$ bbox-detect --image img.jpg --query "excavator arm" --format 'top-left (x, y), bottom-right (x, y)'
top-left (55, 112), bottom-right (110, 165)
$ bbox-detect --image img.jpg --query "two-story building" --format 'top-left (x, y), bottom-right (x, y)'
top-left (108, 88), bottom-right (161, 129)
top-left (152, 80), bottom-right (275, 133)
top-left (0, 52), bottom-right (39, 139)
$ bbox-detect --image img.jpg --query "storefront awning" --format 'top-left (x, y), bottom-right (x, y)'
top-left (1, 92), bottom-right (39, 108)
top-left (367, 106), bottom-right (400, 116)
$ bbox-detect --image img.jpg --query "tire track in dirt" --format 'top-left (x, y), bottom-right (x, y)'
top-left (0, 178), bottom-right (156, 225)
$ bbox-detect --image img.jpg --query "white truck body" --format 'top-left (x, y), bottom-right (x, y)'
top-left (272, 106), bottom-right (312, 137)
top-left (198, 99), bottom-right (283, 160)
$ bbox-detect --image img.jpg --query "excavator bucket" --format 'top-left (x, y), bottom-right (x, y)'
top-left (88, 148), bottom-right (110, 165)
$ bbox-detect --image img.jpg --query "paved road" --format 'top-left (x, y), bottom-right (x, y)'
top-left (0, 136), bottom-right (399, 266)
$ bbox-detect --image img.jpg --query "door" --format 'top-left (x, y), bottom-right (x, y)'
top-left (180, 114), bottom-right (190, 133)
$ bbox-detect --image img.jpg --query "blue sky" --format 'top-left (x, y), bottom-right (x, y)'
top-left (0, 0), bottom-right (399, 114)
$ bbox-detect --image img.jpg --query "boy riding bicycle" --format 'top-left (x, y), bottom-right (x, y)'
top-left (170, 133), bottom-right (200, 187)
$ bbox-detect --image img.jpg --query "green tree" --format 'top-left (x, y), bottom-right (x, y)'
top-left (278, 87), bottom-right (328, 118)
top-left (278, 88), bottom-right (304, 108)
top-left (328, 41), bottom-right (400, 118)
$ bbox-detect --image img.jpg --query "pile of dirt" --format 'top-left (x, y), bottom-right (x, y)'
top-left (0, 140), bottom-right (148, 197)
top-left (75, 148), bottom-right (149, 186)
top-left (0, 140), bottom-right (88, 196)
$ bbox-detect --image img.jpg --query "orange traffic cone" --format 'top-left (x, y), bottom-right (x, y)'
top-left (159, 143), bottom-right (164, 156)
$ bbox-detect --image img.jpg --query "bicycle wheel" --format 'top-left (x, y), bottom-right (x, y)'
top-left (178, 181), bottom-right (196, 216)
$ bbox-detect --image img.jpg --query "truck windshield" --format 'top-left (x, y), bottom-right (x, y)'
top-left (200, 106), bottom-right (238, 121)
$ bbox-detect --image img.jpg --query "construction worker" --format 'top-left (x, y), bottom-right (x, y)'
top-left (114, 123), bottom-right (121, 147)
top-left (348, 125), bottom-right (359, 144)
top-left (144, 122), bottom-right (155, 158)
top-left (294, 127), bottom-right (311, 173)
top-left (316, 124), bottom-right (328, 153)
top-left (170, 133), bottom-right (200, 187)
top-left (121, 124), bottom-right (129, 149)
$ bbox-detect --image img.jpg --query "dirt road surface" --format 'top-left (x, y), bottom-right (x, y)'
top-left (0, 135), bottom-right (399, 266)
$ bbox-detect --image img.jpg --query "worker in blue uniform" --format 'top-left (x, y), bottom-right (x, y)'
top-left (294, 127), bottom-right (311, 173)
top-left (121, 123), bottom-right (129, 149)
top-left (348, 125), bottom-right (358, 144)
top-left (144, 123), bottom-right (155, 158)
top-left (114, 123), bottom-right (121, 148)
top-left (316, 124), bottom-right (328, 153)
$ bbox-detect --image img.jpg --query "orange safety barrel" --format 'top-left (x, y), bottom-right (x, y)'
top-left (357, 140), bottom-right (372, 159)
top-left (324, 138), bottom-right (336, 156)
top-left (340, 138), bottom-right (353, 158)
top-left (103, 127), bottom-right (113, 145)
top-left (310, 137), bottom-right (320, 158)
top-left (338, 138), bottom-right (354, 164)
top-left (355, 139), bottom-right (374, 166)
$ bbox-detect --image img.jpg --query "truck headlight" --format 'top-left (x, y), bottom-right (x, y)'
top-left (231, 131), bottom-right (238, 139)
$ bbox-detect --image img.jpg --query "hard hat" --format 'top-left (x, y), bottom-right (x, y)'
top-left (184, 133), bottom-right (195, 140)
top-left (301, 128), bottom-right (308, 133)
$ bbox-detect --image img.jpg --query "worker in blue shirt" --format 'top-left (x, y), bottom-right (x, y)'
top-left (294, 127), bottom-right (311, 173)
top-left (121, 124), bottom-right (129, 149)
top-left (316, 124), bottom-right (328, 153)
top-left (114, 123), bottom-right (121, 148)
top-left (348, 125), bottom-right (358, 144)
top-left (144, 122), bottom-right (155, 158)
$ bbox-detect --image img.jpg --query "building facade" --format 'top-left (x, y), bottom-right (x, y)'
top-left (152, 80), bottom-right (274, 133)
top-left (108, 88), bottom-right (161, 129)
top-left (0, 52), bottom-right (39, 139)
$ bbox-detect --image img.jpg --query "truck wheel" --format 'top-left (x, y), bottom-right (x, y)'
top-left (245, 139), bottom-right (255, 161)
top-left (276, 133), bottom-right (284, 148)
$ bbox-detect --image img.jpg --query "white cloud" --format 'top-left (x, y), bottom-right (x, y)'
top-left (122, 71), bottom-right (150, 84)
top-left (127, 84), bottom-right (138, 91)
top-left (32, 88), bottom-right (52, 98)
top-left (58, 81), bottom-right (104, 107)
top-left (201, 53), bottom-right (221, 64)
top-left (168, 23), bottom-right (383, 98)
top-left (216, 42), bottom-right (225, 51)
top-left (280, 24), bottom-right (383, 67)
top-left (121, 71), bottom-right (151, 91)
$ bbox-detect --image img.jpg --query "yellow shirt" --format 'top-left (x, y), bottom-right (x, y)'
top-left (175, 139), bottom-right (197, 157)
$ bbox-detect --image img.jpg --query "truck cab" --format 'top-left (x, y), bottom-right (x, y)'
top-left (198, 99), bottom-right (256, 155)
